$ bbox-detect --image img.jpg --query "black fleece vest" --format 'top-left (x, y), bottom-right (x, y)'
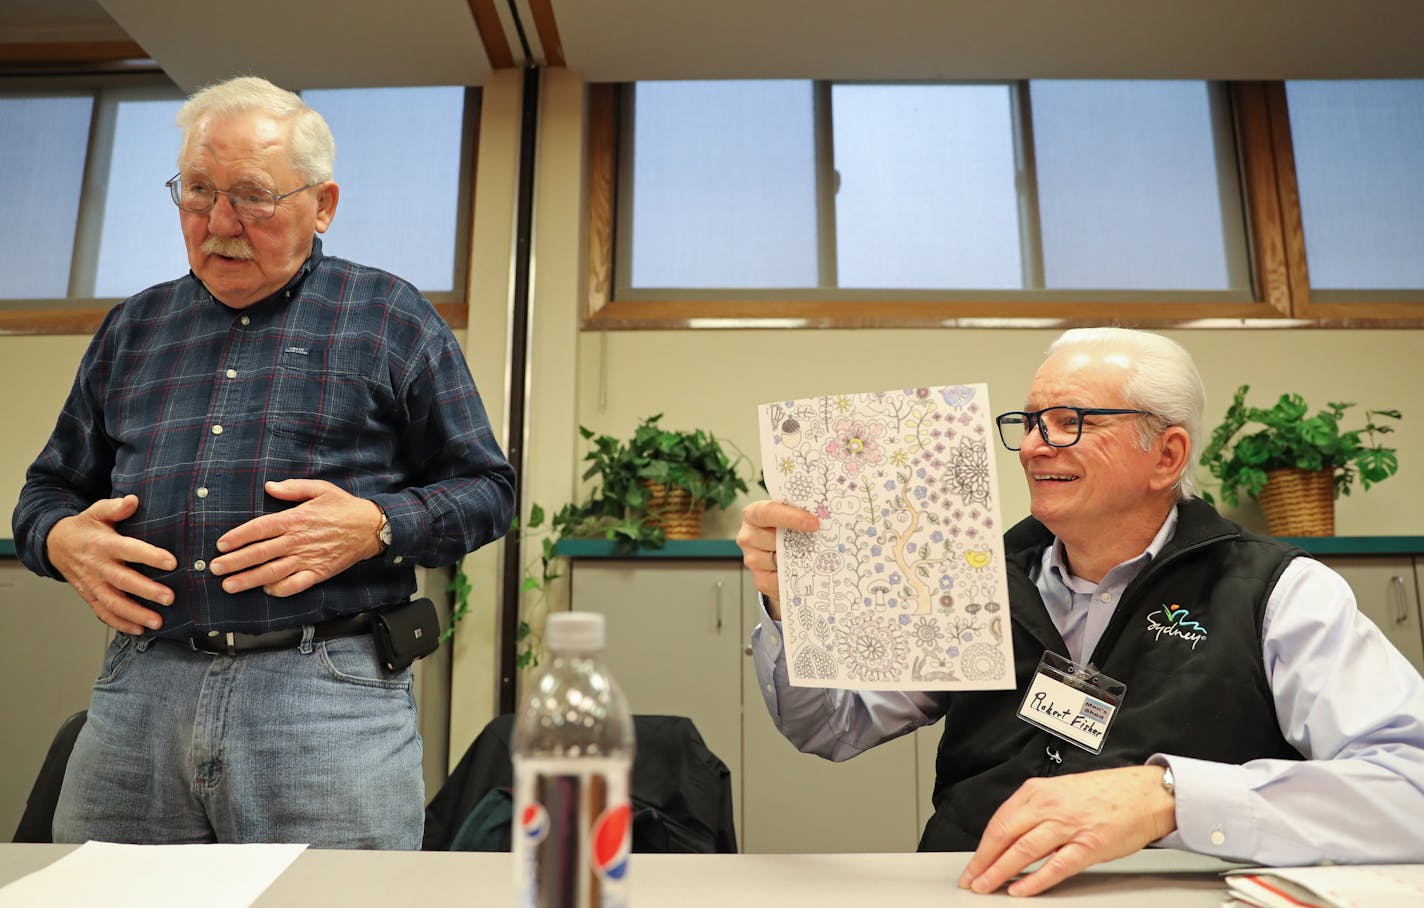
top-left (918, 498), bottom-right (1306, 851)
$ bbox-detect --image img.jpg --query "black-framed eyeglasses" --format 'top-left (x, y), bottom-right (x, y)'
top-left (995, 406), bottom-right (1157, 451)
top-left (165, 173), bottom-right (320, 221)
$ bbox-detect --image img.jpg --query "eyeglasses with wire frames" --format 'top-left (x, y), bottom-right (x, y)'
top-left (995, 406), bottom-right (1158, 451)
top-left (165, 173), bottom-right (320, 221)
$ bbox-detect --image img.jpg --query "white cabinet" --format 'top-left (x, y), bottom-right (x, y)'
top-left (0, 562), bottom-right (107, 838)
top-left (740, 573), bottom-right (920, 853)
top-left (566, 561), bottom-right (746, 847)
top-left (1318, 555), bottom-right (1424, 674)
top-left (569, 557), bottom-right (921, 853)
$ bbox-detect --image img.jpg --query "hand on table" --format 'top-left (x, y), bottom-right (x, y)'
top-left (210, 479), bottom-right (384, 597)
top-left (47, 494), bottom-right (177, 634)
top-left (735, 499), bottom-right (818, 619)
top-left (959, 765), bottom-right (1177, 897)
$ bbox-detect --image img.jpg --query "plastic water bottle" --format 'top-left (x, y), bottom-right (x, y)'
top-left (513, 611), bottom-right (635, 908)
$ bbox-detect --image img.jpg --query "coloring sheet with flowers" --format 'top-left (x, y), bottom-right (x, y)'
top-left (759, 385), bottom-right (1014, 690)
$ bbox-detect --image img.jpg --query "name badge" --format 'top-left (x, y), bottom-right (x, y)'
top-left (1017, 652), bottom-right (1126, 754)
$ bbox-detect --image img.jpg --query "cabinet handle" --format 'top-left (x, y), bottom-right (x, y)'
top-left (1390, 576), bottom-right (1409, 625)
top-left (715, 579), bottom-right (724, 631)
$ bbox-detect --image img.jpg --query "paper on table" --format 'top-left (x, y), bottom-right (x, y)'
top-left (758, 384), bottom-right (1014, 690)
top-left (1224, 864), bottom-right (1424, 908)
top-left (0, 841), bottom-right (307, 908)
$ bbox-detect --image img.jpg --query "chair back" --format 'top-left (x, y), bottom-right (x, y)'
top-left (13, 709), bottom-right (87, 843)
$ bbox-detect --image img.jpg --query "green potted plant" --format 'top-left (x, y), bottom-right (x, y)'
top-left (1198, 384), bottom-right (1401, 535)
top-left (563, 413), bottom-right (751, 546)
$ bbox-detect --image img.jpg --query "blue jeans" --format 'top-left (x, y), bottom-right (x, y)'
top-left (53, 628), bottom-right (424, 848)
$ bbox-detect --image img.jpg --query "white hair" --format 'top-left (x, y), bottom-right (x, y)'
top-left (176, 76), bottom-right (335, 183)
top-left (1045, 327), bottom-right (1205, 500)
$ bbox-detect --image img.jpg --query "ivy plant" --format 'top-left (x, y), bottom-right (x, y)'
top-left (1198, 384), bottom-right (1401, 508)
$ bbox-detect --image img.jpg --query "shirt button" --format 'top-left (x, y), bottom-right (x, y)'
top-left (240, 315), bottom-right (251, 326)
top-left (225, 369), bottom-right (237, 379)
top-left (765, 683), bottom-right (774, 694)
top-left (196, 487), bottom-right (209, 498)
top-left (194, 560), bottom-right (207, 572)
top-left (211, 425), bottom-right (223, 435)
top-left (392, 555), bottom-right (404, 565)
top-left (1210, 830), bottom-right (1226, 846)
top-left (1099, 592), bottom-right (1112, 603)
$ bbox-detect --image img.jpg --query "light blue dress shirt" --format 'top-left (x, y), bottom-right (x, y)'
top-left (751, 507), bottom-right (1424, 865)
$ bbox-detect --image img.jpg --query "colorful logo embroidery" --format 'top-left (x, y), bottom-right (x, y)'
top-left (1146, 603), bottom-right (1208, 649)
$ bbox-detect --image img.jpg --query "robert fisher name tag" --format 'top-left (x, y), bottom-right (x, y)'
top-left (1017, 652), bottom-right (1125, 754)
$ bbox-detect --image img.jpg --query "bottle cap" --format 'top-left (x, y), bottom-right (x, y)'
top-left (545, 611), bottom-right (606, 652)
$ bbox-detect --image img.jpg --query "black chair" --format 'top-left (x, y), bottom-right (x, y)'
top-left (424, 713), bottom-right (737, 854)
top-left (13, 710), bottom-right (87, 843)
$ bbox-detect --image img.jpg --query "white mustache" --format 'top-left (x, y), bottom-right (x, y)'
top-left (202, 236), bottom-right (255, 259)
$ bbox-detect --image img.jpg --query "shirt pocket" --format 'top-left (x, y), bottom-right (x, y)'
top-left (267, 345), bottom-right (375, 449)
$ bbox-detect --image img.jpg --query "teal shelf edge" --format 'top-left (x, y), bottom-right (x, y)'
top-left (1278, 536), bottom-right (1424, 556)
top-left (0, 539), bottom-right (13, 557)
top-left (555, 538), bottom-right (742, 559)
top-left (550, 536), bottom-right (1424, 560)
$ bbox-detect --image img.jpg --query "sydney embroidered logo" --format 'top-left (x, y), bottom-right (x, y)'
top-left (1146, 603), bottom-right (1208, 649)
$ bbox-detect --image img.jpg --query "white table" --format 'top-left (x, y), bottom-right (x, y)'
top-left (0, 844), bottom-right (1241, 906)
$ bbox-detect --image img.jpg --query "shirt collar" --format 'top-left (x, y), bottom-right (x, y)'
top-left (1044, 503), bottom-right (1180, 589)
top-left (193, 235), bottom-right (324, 310)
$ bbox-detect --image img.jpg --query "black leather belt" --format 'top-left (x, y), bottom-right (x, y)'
top-left (163, 611), bottom-right (376, 656)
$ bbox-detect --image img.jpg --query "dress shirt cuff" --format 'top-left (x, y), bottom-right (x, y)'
top-left (1148, 754), bottom-right (1256, 862)
top-left (32, 509), bottom-right (78, 580)
top-left (749, 594), bottom-right (789, 723)
top-left (369, 493), bottom-right (411, 565)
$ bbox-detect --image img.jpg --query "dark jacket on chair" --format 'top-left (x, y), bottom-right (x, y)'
top-left (424, 713), bottom-right (737, 854)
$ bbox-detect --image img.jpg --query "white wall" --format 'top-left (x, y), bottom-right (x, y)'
top-left (569, 327), bottom-right (1424, 541)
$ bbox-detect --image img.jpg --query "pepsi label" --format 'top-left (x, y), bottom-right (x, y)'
top-left (514, 756), bottom-right (631, 908)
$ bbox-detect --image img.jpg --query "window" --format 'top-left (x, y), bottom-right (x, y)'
top-left (832, 83), bottom-right (1021, 289)
top-left (1, 77), bottom-right (476, 332)
top-left (613, 80), bottom-right (1253, 308)
top-left (1029, 81), bottom-right (1247, 292)
top-left (0, 93), bottom-right (93, 299)
top-left (1285, 80), bottom-right (1424, 298)
top-left (90, 89), bottom-right (188, 298)
top-left (628, 81), bottom-right (818, 289)
top-left (304, 86), bottom-right (470, 294)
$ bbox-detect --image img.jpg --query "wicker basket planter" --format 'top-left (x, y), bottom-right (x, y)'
top-left (1256, 467), bottom-right (1335, 537)
top-left (641, 481), bottom-right (705, 540)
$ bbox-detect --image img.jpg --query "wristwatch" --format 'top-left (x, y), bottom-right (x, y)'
top-left (376, 508), bottom-right (392, 554)
top-left (1160, 765), bottom-right (1176, 797)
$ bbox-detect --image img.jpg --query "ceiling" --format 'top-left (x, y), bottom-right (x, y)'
top-left (2, 0), bottom-right (1423, 90)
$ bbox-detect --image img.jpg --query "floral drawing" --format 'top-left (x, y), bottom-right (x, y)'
top-left (759, 384), bottom-right (1014, 691)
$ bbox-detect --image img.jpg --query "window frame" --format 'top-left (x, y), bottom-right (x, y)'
top-left (585, 80), bottom-right (1424, 329)
top-left (0, 73), bottom-right (477, 335)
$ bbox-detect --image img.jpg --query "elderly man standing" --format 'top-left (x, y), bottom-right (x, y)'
top-left (12, 76), bottom-right (515, 849)
top-left (738, 327), bottom-right (1424, 894)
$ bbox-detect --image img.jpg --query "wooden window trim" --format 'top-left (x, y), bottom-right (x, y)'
top-left (0, 300), bottom-right (467, 337)
top-left (584, 80), bottom-right (1424, 330)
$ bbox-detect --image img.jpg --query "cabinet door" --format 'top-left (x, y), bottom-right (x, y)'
top-left (570, 560), bottom-right (744, 846)
top-left (0, 562), bottom-right (109, 838)
top-left (740, 573), bottom-right (920, 854)
top-left (1320, 556), bottom-right (1424, 674)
